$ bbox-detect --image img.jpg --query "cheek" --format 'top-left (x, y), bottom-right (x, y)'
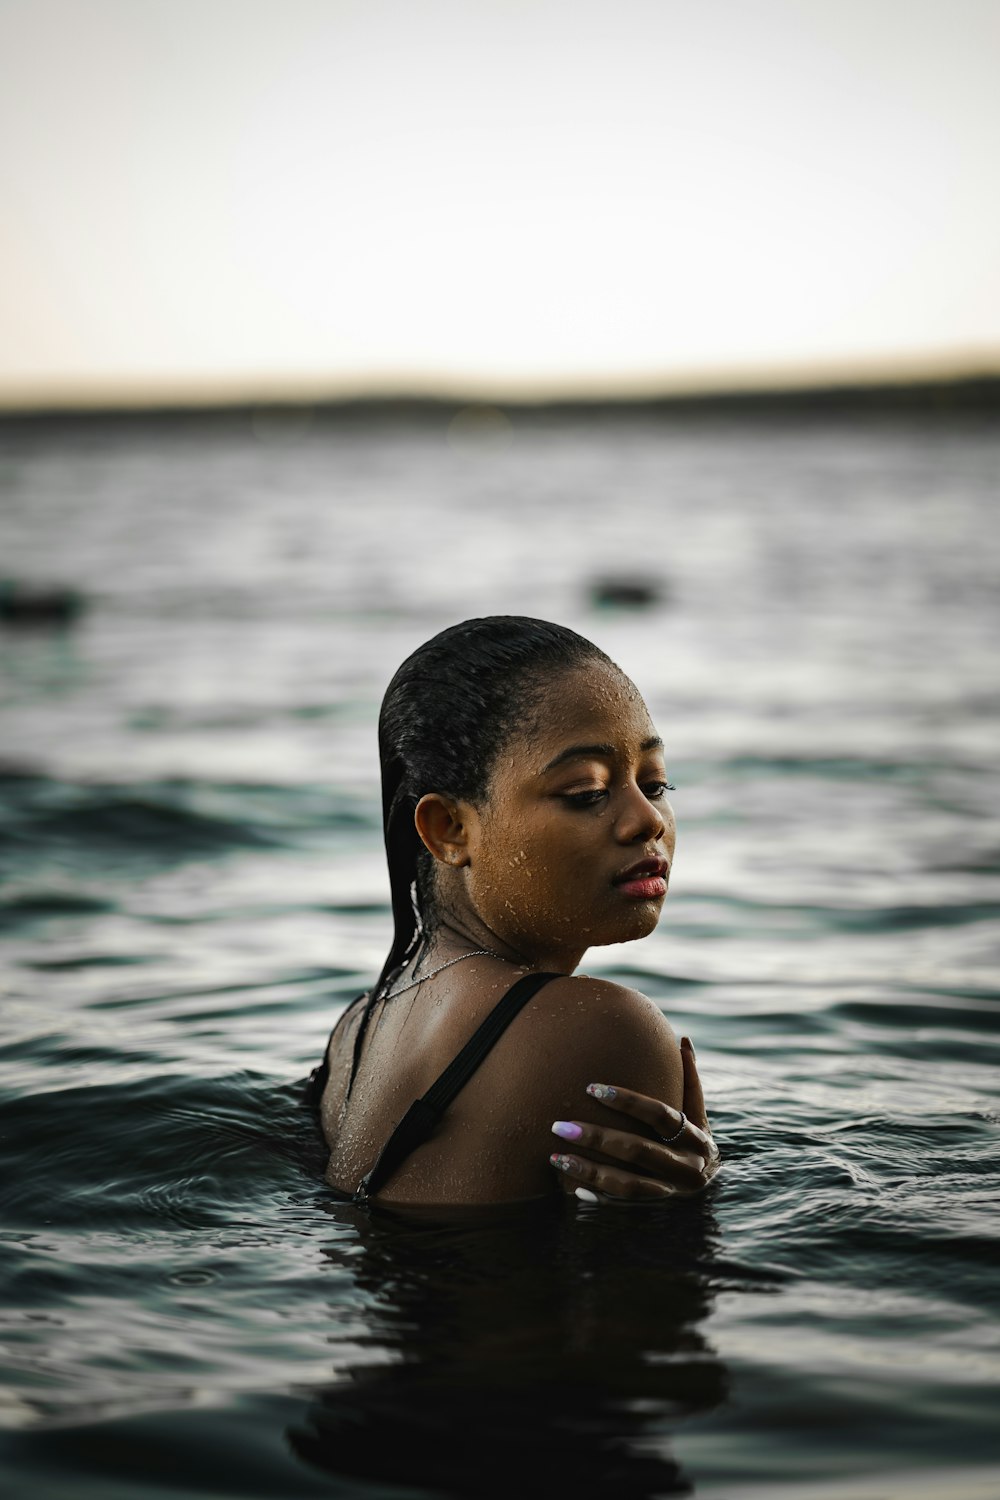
top-left (479, 814), bottom-right (590, 916)
top-left (513, 825), bottom-right (608, 928)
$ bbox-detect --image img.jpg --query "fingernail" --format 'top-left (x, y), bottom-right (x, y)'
top-left (550, 1152), bottom-right (576, 1172)
top-left (681, 1036), bottom-right (695, 1058)
top-left (586, 1083), bottom-right (616, 1101)
top-left (552, 1120), bottom-right (583, 1141)
top-left (575, 1187), bottom-right (599, 1204)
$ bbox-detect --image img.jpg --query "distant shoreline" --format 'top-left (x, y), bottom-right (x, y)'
top-left (2, 372), bottom-right (999, 426)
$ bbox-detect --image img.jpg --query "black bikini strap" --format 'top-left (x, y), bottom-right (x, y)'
top-left (355, 970), bottom-right (561, 1202)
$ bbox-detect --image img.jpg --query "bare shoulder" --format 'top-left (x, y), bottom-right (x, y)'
top-left (436, 971), bottom-right (687, 1201)
top-left (510, 972), bottom-right (684, 1117)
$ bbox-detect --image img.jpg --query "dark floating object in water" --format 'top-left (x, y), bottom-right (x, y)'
top-left (589, 575), bottom-right (665, 609)
top-left (0, 580), bottom-right (85, 628)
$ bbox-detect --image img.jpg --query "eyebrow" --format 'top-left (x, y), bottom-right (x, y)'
top-left (541, 736), bottom-right (664, 773)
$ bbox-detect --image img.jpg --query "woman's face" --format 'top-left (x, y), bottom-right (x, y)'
top-left (462, 662), bottom-right (676, 970)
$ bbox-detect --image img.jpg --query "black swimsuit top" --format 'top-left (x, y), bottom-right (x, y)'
top-left (305, 971), bottom-right (561, 1204)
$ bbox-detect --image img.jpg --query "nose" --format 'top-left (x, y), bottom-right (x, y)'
top-left (614, 780), bottom-right (670, 846)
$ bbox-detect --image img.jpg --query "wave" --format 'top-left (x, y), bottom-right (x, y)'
top-left (0, 773), bottom-right (377, 874)
top-left (0, 1074), bottom-right (324, 1232)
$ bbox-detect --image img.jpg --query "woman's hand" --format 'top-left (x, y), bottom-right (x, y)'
top-left (548, 1036), bottom-right (720, 1203)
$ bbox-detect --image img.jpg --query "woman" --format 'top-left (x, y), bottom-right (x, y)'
top-left (308, 616), bottom-right (719, 1206)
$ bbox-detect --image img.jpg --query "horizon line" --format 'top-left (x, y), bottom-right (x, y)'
top-left (2, 345), bottom-right (1000, 417)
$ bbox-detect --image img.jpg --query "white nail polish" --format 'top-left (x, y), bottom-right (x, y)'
top-left (575, 1187), bottom-right (599, 1204)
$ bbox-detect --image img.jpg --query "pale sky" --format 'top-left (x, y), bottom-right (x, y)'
top-left (1, 0), bottom-right (999, 404)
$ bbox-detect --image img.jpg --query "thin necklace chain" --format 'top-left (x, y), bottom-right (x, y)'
top-left (383, 948), bottom-right (507, 1000)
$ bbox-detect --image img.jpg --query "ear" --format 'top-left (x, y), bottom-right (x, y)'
top-left (414, 793), bottom-right (473, 868)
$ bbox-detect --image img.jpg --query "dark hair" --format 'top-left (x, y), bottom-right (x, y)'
top-left (347, 616), bottom-right (614, 1093)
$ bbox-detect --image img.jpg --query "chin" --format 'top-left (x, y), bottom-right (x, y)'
top-left (595, 900), bottom-right (665, 947)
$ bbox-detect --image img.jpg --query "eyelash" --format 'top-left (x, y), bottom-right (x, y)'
top-left (564, 781), bottom-right (675, 808)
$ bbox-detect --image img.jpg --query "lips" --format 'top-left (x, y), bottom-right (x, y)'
top-left (613, 856), bottom-right (669, 886)
top-left (612, 855), bottom-right (670, 901)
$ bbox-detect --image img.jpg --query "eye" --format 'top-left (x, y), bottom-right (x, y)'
top-left (563, 789), bottom-right (608, 808)
top-left (644, 780), bottom-right (676, 799)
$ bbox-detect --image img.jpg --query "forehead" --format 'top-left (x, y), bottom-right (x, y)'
top-left (520, 661), bottom-right (658, 766)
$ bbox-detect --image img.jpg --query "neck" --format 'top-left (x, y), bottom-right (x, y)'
top-left (429, 912), bottom-right (580, 975)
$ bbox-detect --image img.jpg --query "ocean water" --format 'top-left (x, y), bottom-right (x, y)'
top-left (1, 401), bottom-right (999, 1498)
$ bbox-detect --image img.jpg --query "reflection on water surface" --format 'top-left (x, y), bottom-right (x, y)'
top-left (293, 1198), bottom-right (727, 1496)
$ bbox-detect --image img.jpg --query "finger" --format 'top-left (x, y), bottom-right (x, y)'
top-left (680, 1036), bottom-right (712, 1137)
top-left (551, 1119), bottom-right (706, 1188)
top-left (585, 1081), bottom-right (713, 1155)
top-left (549, 1151), bottom-right (680, 1201)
